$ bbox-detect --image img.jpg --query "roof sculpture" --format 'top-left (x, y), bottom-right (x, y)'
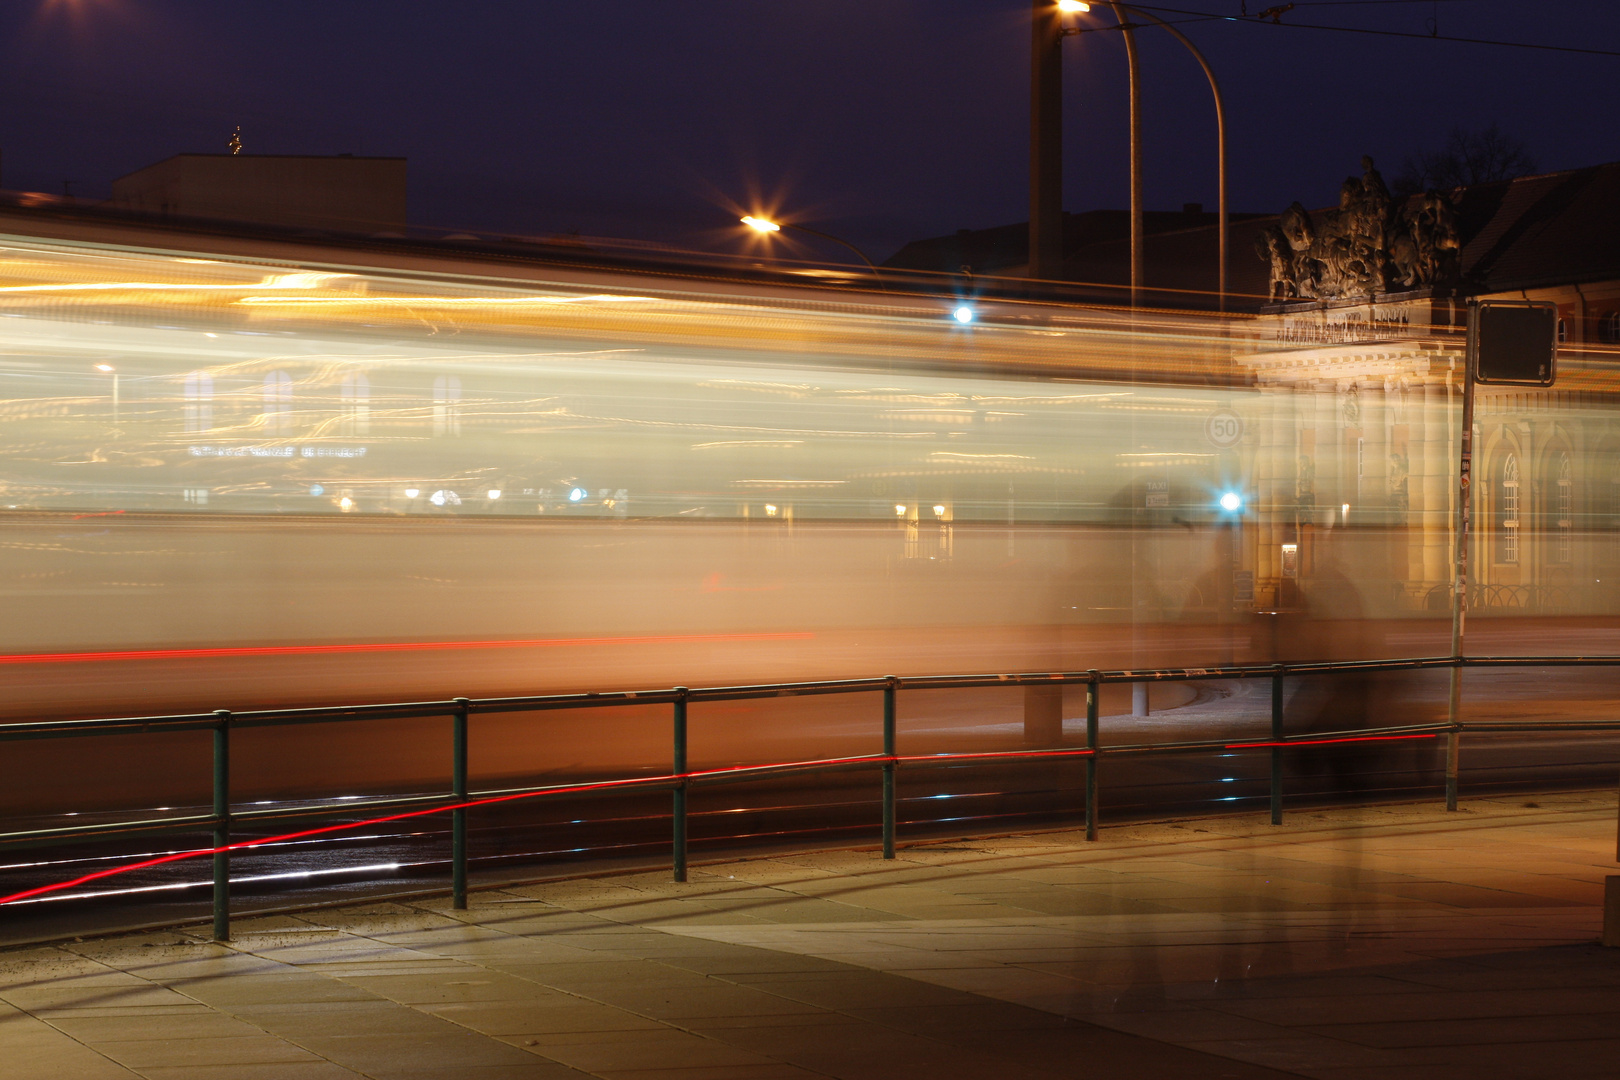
top-left (1256, 156), bottom-right (1461, 302)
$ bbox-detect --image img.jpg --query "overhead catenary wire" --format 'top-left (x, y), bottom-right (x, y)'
top-left (1124, 3), bottom-right (1620, 58)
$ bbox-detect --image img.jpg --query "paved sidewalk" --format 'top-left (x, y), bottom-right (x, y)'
top-left (3, 792), bottom-right (1617, 1080)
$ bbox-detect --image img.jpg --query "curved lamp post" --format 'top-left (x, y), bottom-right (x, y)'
top-left (1111, 2), bottom-right (1229, 313)
top-left (1039, 1), bottom-right (1229, 311)
top-left (741, 215), bottom-right (883, 276)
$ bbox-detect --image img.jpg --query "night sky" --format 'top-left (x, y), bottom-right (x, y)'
top-left (1, 1), bottom-right (1615, 265)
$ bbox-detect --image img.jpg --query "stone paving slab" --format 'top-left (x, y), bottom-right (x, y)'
top-left (1, 792), bottom-right (1617, 1079)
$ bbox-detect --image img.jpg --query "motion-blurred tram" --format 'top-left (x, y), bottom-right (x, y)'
top-left (1, 200), bottom-right (1618, 756)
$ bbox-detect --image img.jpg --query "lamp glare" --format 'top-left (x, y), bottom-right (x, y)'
top-left (953, 306), bottom-right (974, 324)
top-left (1219, 492), bottom-right (1242, 513)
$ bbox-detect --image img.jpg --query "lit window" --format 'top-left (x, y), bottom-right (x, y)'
top-left (262, 370), bottom-right (292, 435)
top-left (1498, 453), bottom-right (1519, 564)
top-left (432, 375), bottom-right (461, 437)
top-left (340, 372), bottom-right (371, 436)
top-left (183, 371), bottom-right (213, 433)
top-left (1556, 451), bottom-right (1573, 564)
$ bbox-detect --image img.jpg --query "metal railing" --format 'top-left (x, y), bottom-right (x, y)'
top-left (3, 652), bottom-right (1618, 942)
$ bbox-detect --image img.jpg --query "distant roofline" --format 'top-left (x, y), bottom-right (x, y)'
top-left (112, 153), bottom-right (406, 184)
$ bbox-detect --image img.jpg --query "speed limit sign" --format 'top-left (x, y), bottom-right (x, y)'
top-left (1205, 410), bottom-right (1243, 449)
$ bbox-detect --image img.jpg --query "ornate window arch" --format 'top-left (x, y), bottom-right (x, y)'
top-left (1602, 311), bottom-right (1620, 345)
top-left (1497, 452), bottom-right (1520, 564)
top-left (1555, 451), bottom-right (1573, 564)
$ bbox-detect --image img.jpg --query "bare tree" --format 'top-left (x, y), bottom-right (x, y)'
top-left (1394, 124), bottom-right (1537, 195)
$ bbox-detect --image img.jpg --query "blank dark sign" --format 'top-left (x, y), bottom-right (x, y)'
top-left (1473, 301), bottom-right (1557, 386)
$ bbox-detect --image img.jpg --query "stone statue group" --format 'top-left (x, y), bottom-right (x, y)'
top-left (1256, 156), bottom-right (1461, 302)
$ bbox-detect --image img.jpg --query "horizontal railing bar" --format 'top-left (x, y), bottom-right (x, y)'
top-left (1461, 655), bottom-right (1620, 667)
top-left (1458, 720), bottom-right (1620, 732)
top-left (0, 716), bottom-right (222, 741)
top-left (9, 653), bottom-right (1620, 742)
top-left (231, 707), bottom-right (459, 729)
top-left (466, 692), bottom-right (684, 714)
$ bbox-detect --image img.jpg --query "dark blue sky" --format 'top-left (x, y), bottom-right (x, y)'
top-left (1, 1), bottom-right (1615, 263)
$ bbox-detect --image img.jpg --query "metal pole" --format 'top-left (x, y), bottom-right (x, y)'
top-left (1109, 3), bottom-right (1142, 307)
top-left (451, 697), bottom-right (469, 910)
top-left (211, 710), bottom-right (230, 942)
top-left (882, 677), bottom-right (897, 859)
top-left (673, 687), bottom-right (689, 882)
top-left (1117, 5), bottom-right (1227, 310)
top-left (1447, 313), bottom-right (1478, 811)
top-left (1029, 0), bottom-right (1064, 281)
top-left (1270, 664), bottom-right (1284, 825)
top-left (1085, 670), bottom-right (1100, 841)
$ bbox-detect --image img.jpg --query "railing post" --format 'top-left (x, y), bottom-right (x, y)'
top-left (673, 687), bottom-right (689, 883)
top-left (211, 709), bottom-right (231, 943)
top-left (1085, 670), bottom-right (1100, 842)
top-left (451, 698), bottom-right (470, 910)
top-left (1270, 664), bottom-right (1284, 826)
top-left (1445, 662), bottom-right (1461, 811)
top-left (882, 676), bottom-right (897, 859)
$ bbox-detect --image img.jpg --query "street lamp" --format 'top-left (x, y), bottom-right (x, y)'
top-left (741, 215), bottom-right (883, 277)
top-left (1038, 1), bottom-right (1230, 310)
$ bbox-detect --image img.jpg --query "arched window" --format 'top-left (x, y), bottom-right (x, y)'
top-left (1555, 452), bottom-right (1573, 564)
top-left (183, 371), bottom-right (213, 433)
top-left (432, 375), bottom-right (461, 437)
top-left (262, 370), bottom-right (293, 435)
top-left (1497, 453), bottom-right (1520, 564)
top-left (1602, 311), bottom-right (1620, 345)
top-left (339, 372), bottom-right (370, 436)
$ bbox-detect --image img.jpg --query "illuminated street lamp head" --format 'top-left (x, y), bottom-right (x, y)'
top-left (953, 306), bottom-right (975, 324)
top-left (741, 216), bottom-right (782, 233)
top-left (1057, 0), bottom-right (1090, 11)
top-left (1219, 492), bottom-right (1243, 513)
top-left (94, 363), bottom-right (115, 372)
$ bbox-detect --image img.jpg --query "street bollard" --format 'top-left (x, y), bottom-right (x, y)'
top-left (451, 698), bottom-right (470, 910)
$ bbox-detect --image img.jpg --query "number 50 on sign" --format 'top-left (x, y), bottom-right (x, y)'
top-left (1206, 410), bottom-right (1243, 449)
